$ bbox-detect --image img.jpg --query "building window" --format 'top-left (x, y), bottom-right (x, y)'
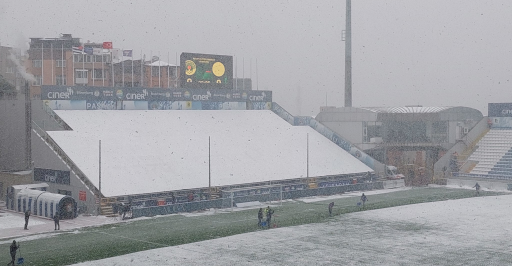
top-left (32, 60), bottom-right (42, 68)
top-left (75, 69), bottom-right (88, 84)
top-left (33, 75), bottom-right (42, 86)
top-left (56, 60), bottom-right (66, 67)
top-left (73, 54), bottom-right (93, 63)
top-left (93, 69), bottom-right (104, 79)
top-left (152, 66), bottom-right (160, 77)
top-left (56, 75), bottom-right (66, 85)
top-left (6, 66), bottom-right (14, 73)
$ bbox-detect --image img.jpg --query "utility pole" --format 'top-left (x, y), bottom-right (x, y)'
top-left (344, 0), bottom-right (352, 107)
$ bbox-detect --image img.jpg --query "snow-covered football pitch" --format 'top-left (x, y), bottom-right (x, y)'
top-left (2, 187), bottom-right (511, 266)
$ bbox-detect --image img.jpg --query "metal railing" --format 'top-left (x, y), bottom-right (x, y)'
top-left (41, 103), bottom-right (72, 130)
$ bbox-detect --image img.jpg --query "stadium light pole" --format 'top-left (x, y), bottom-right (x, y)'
top-left (307, 133), bottom-right (309, 178)
top-left (99, 139), bottom-right (102, 215)
top-left (209, 136), bottom-right (211, 190)
top-left (344, 0), bottom-right (352, 107)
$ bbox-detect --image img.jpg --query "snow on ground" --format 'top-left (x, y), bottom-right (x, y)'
top-left (50, 110), bottom-right (372, 197)
top-left (70, 194), bottom-right (512, 266)
top-left (0, 210), bottom-right (118, 240)
top-left (298, 186), bottom-right (411, 203)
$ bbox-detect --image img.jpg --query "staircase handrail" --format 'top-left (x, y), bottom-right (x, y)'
top-left (271, 102), bottom-right (384, 172)
top-left (32, 121), bottom-right (102, 198)
top-left (433, 117), bottom-right (489, 175)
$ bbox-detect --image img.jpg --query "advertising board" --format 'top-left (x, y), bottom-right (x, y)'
top-left (180, 53), bottom-right (233, 89)
top-left (41, 86), bottom-right (271, 103)
top-left (34, 168), bottom-right (71, 185)
top-left (488, 103), bottom-right (512, 117)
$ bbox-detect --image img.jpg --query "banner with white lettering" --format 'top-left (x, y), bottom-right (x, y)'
top-left (34, 168), bottom-right (71, 185)
top-left (488, 103), bottom-right (512, 117)
top-left (41, 86), bottom-right (272, 103)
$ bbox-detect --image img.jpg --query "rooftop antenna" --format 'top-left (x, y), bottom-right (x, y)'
top-left (344, 0), bottom-right (352, 107)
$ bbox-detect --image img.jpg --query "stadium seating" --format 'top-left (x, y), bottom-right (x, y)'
top-left (466, 129), bottom-right (512, 179)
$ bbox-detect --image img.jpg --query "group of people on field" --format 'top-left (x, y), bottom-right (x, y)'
top-left (257, 206), bottom-right (274, 228)
top-left (22, 210), bottom-right (61, 231)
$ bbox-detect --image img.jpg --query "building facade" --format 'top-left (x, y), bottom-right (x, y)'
top-left (26, 34), bottom-right (180, 99)
top-left (316, 106), bottom-right (484, 184)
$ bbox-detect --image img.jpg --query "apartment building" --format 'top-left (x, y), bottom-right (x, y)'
top-left (26, 34), bottom-right (179, 98)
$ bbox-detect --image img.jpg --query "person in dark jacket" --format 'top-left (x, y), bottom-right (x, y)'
top-left (265, 206), bottom-right (274, 228)
top-left (328, 202), bottom-right (334, 216)
top-left (8, 240), bottom-right (19, 266)
top-left (473, 182), bottom-right (481, 196)
top-left (257, 208), bottom-right (263, 227)
top-left (54, 213), bottom-right (60, 230)
top-left (24, 210), bottom-right (30, 230)
top-left (360, 193), bottom-right (368, 209)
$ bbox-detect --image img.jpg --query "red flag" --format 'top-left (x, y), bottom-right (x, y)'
top-left (103, 42), bottom-right (113, 49)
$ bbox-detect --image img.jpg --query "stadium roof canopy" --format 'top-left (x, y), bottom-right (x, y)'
top-left (316, 106), bottom-right (483, 122)
top-left (48, 110), bottom-right (372, 197)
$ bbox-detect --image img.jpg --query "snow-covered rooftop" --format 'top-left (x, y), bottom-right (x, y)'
top-left (49, 110), bottom-right (371, 197)
top-left (145, 60), bottom-right (176, 67)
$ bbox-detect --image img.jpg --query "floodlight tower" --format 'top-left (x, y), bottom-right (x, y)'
top-left (344, 0), bottom-right (352, 107)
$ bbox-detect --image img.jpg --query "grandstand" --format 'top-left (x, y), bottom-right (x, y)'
top-left (465, 129), bottom-right (512, 178)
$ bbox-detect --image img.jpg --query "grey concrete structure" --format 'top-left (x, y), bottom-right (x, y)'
top-left (316, 106), bottom-right (483, 184)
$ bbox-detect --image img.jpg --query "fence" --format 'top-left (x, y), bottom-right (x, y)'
top-left (131, 181), bottom-right (383, 218)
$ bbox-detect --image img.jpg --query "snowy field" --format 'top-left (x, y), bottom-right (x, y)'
top-left (1, 187), bottom-right (507, 266)
top-left (49, 110), bottom-right (371, 197)
top-left (70, 193), bottom-right (512, 266)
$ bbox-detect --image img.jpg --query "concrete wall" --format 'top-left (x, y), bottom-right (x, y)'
top-left (0, 96), bottom-right (27, 170)
top-left (321, 121), bottom-right (363, 146)
top-left (0, 171), bottom-right (32, 199)
top-left (31, 131), bottom-right (97, 214)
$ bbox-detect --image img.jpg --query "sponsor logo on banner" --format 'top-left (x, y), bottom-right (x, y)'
top-left (34, 168), bottom-right (71, 185)
top-left (489, 103), bottom-right (512, 117)
top-left (192, 91), bottom-right (211, 101)
top-left (173, 91), bottom-right (182, 98)
top-left (242, 92), bottom-right (248, 99)
top-left (184, 91), bottom-right (191, 98)
top-left (46, 87), bottom-right (74, 99)
top-left (249, 92), bottom-right (267, 101)
top-left (125, 89), bottom-right (148, 100)
top-left (103, 90), bottom-right (114, 97)
top-left (116, 89), bottom-right (124, 99)
top-left (86, 101), bottom-right (116, 110)
top-left (94, 90), bottom-right (100, 97)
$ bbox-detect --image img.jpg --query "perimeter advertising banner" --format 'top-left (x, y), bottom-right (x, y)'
top-left (34, 168), bottom-right (71, 185)
top-left (41, 86), bottom-right (271, 102)
top-left (488, 103), bottom-right (512, 117)
top-left (180, 53), bottom-right (233, 89)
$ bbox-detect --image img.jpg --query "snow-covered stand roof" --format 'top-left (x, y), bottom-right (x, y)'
top-left (49, 110), bottom-right (372, 197)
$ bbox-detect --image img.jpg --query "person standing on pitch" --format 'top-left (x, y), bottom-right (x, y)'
top-left (328, 202), bottom-right (334, 216)
top-left (54, 212), bottom-right (60, 230)
top-left (24, 210), bottom-right (30, 230)
top-left (258, 208), bottom-right (263, 227)
top-left (473, 182), bottom-right (481, 196)
top-left (266, 206), bottom-right (274, 228)
top-left (360, 193), bottom-right (368, 210)
top-left (8, 240), bottom-right (19, 266)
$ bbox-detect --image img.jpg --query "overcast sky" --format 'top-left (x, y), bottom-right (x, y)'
top-left (1, 0), bottom-right (511, 116)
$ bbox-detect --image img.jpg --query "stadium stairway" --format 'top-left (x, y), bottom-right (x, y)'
top-left (458, 128), bottom-right (512, 180)
top-left (271, 102), bottom-right (384, 173)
